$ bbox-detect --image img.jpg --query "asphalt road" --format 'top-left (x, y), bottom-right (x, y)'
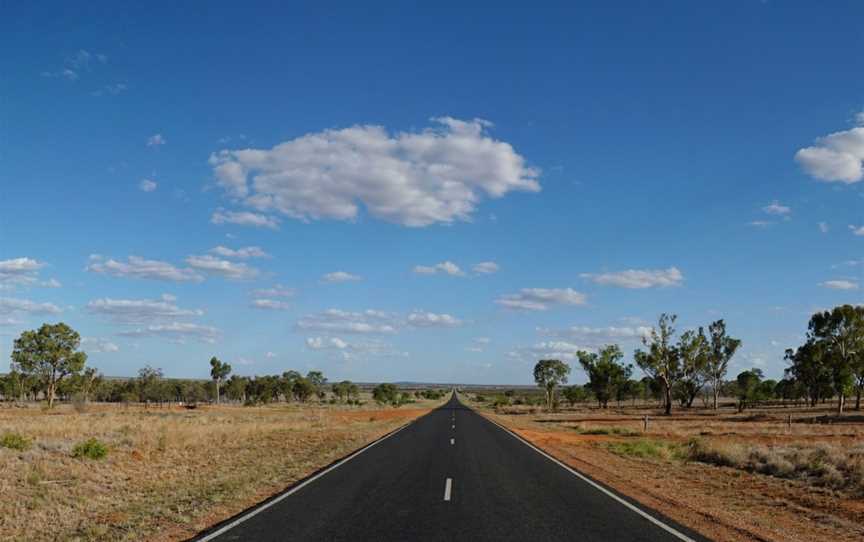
top-left (198, 393), bottom-right (709, 542)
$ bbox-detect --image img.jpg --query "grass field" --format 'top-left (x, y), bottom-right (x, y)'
top-left (475, 397), bottom-right (864, 542)
top-left (0, 397), bottom-right (438, 542)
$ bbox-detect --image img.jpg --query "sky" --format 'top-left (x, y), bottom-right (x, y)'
top-left (2, 1), bottom-right (864, 384)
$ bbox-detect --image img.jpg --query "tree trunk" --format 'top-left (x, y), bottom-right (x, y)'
top-left (856, 387), bottom-right (862, 411)
top-left (838, 393), bottom-right (845, 415)
top-left (663, 383), bottom-right (672, 416)
top-left (713, 385), bottom-right (719, 410)
top-left (46, 382), bottom-right (56, 409)
top-left (215, 379), bottom-right (220, 404)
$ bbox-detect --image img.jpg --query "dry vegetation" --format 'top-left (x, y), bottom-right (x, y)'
top-left (476, 397), bottom-right (864, 542)
top-left (0, 398), bottom-right (437, 542)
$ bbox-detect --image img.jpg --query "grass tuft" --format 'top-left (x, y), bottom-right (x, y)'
top-left (0, 431), bottom-right (32, 451)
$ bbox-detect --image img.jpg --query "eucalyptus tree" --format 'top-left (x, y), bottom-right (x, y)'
top-left (703, 319), bottom-right (741, 410)
top-left (11, 323), bottom-right (88, 408)
top-left (634, 314), bottom-right (679, 415)
top-left (209, 357), bottom-right (232, 404)
top-left (533, 359), bottom-right (570, 410)
top-left (576, 345), bottom-right (631, 409)
top-left (807, 305), bottom-right (864, 414)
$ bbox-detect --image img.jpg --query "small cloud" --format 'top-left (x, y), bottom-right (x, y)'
top-left (762, 200), bottom-right (791, 217)
top-left (820, 280), bottom-right (859, 290)
top-left (406, 311), bottom-right (462, 328)
top-left (147, 134), bottom-right (166, 147)
top-left (139, 179), bottom-right (157, 192)
top-left (580, 267), bottom-right (683, 289)
top-left (265, 351), bottom-right (277, 358)
top-left (818, 222), bottom-right (830, 233)
top-left (849, 225), bottom-right (864, 236)
top-left (321, 271), bottom-right (362, 283)
top-left (413, 261), bottom-right (465, 276)
top-left (496, 288), bottom-right (586, 311)
top-left (211, 209), bottom-right (280, 230)
top-left (472, 261), bottom-right (499, 275)
top-left (749, 220), bottom-right (773, 228)
top-left (250, 299), bottom-right (290, 310)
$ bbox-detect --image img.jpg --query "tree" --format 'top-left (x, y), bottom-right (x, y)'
top-left (675, 329), bottom-right (710, 408)
top-left (785, 341), bottom-right (832, 407)
top-left (704, 319), bottom-right (741, 410)
top-left (735, 369), bottom-right (764, 412)
top-left (577, 345), bottom-right (631, 408)
top-left (562, 385), bottom-right (589, 407)
top-left (11, 323), bottom-right (88, 408)
top-left (307, 371), bottom-right (327, 400)
top-left (807, 305), bottom-right (863, 414)
top-left (372, 383), bottom-right (399, 406)
top-left (209, 357), bottom-right (232, 404)
top-left (226, 375), bottom-right (249, 403)
top-left (332, 380), bottom-right (354, 403)
top-left (137, 365), bottom-right (164, 405)
top-left (281, 371), bottom-right (301, 401)
top-left (635, 314), bottom-right (679, 415)
top-left (292, 377), bottom-right (315, 402)
top-left (533, 359), bottom-right (570, 410)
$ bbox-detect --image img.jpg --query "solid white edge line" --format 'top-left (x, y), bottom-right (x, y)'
top-left (481, 414), bottom-right (697, 542)
top-left (444, 478), bottom-right (452, 501)
top-left (195, 418), bottom-right (418, 541)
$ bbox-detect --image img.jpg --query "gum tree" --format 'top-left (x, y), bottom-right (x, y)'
top-left (533, 359), bottom-right (570, 410)
top-left (11, 323), bottom-right (87, 408)
top-left (577, 345), bottom-right (631, 409)
top-left (635, 314), bottom-right (679, 415)
top-left (209, 357), bottom-right (232, 404)
top-left (703, 319), bottom-right (741, 410)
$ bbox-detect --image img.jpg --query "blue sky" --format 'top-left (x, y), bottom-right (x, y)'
top-left (3, 2), bottom-right (864, 384)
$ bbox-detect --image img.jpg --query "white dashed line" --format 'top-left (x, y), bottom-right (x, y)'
top-left (443, 478), bottom-right (452, 501)
top-left (450, 438), bottom-right (454, 445)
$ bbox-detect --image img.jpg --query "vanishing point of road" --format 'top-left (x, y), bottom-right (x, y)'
top-left (196, 393), bottom-right (709, 542)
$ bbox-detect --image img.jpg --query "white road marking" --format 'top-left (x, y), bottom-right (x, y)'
top-left (443, 478), bottom-right (452, 501)
top-left (450, 438), bottom-right (454, 445)
top-left (481, 414), bottom-right (697, 542)
top-left (452, 424), bottom-right (455, 429)
top-left (195, 418), bottom-right (419, 541)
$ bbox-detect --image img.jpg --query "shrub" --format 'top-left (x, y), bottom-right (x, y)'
top-left (72, 438), bottom-right (108, 460)
top-left (0, 432), bottom-right (32, 451)
top-left (608, 439), bottom-right (680, 460)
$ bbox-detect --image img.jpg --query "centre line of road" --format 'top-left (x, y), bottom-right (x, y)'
top-left (450, 438), bottom-right (454, 445)
top-left (443, 478), bottom-right (452, 501)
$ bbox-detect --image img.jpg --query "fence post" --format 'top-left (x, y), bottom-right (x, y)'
top-left (643, 415), bottom-right (649, 432)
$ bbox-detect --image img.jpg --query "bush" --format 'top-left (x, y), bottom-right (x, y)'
top-left (72, 438), bottom-right (108, 460)
top-left (608, 439), bottom-right (681, 460)
top-left (575, 426), bottom-right (637, 436)
top-left (0, 432), bottom-right (32, 451)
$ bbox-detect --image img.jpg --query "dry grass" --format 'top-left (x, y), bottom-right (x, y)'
top-left (0, 399), bottom-right (437, 541)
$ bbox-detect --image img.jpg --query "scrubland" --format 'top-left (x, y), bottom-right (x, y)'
top-left (0, 399), bottom-right (435, 542)
top-left (479, 398), bottom-right (864, 542)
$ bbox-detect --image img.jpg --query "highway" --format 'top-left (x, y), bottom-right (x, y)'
top-left (197, 393), bottom-right (708, 541)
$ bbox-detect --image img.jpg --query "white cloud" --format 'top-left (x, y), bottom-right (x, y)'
top-left (539, 325), bottom-right (652, 347)
top-left (185, 255), bottom-right (259, 280)
top-left (209, 117), bottom-right (540, 227)
top-left (820, 280), bottom-right (859, 290)
top-left (495, 288), bottom-right (586, 311)
top-left (118, 322), bottom-right (221, 344)
top-left (474, 337), bottom-right (491, 344)
top-left (321, 271), bottom-right (362, 283)
top-left (819, 222), bottom-right (830, 233)
top-left (795, 126), bottom-right (864, 183)
top-left (508, 340), bottom-right (589, 362)
top-left (296, 309), bottom-right (397, 335)
top-left (306, 336), bottom-right (350, 350)
top-left (265, 351), bottom-right (277, 358)
top-left (87, 255), bottom-right (204, 282)
top-left (0, 258), bottom-right (56, 289)
top-left (407, 311), bottom-right (462, 327)
top-left (41, 68), bottom-right (78, 81)
top-left (209, 245), bottom-right (270, 259)
top-left (90, 82), bottom-right (127, 96)
top-left (139, 179), bottom-right (157, 192)
top-left (86, 295), bottom-right (203, 324)
top-left (211, 209), bottom-right (280, 229)
top-left (762, 200), bottom-right (791, 216)
top-left (413, 261), bottom-right (465, 276)
top-left (580, 267), bottom-right (683, 289)
top-left (849, 225), bottom-right (864, 236)
top-left (749, 220), bottom-right (773, 228)
top-left (0, 297), bottom-right (62, 315)
top-left (251, 285), bottom-right (294, 298)
top-left (305, 336), bottom-right (402, 360)
top-left (250, 299), bottom-right (291, 310)
top-left (147, 134), bottom-right (166, 147)
top-left (472, 261), bottom-right (499, 274)
top-left (81, 337), bottom-right (120, 353)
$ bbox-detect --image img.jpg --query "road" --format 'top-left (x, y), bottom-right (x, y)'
top-left (198, 393), bottom-right (708, 542)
